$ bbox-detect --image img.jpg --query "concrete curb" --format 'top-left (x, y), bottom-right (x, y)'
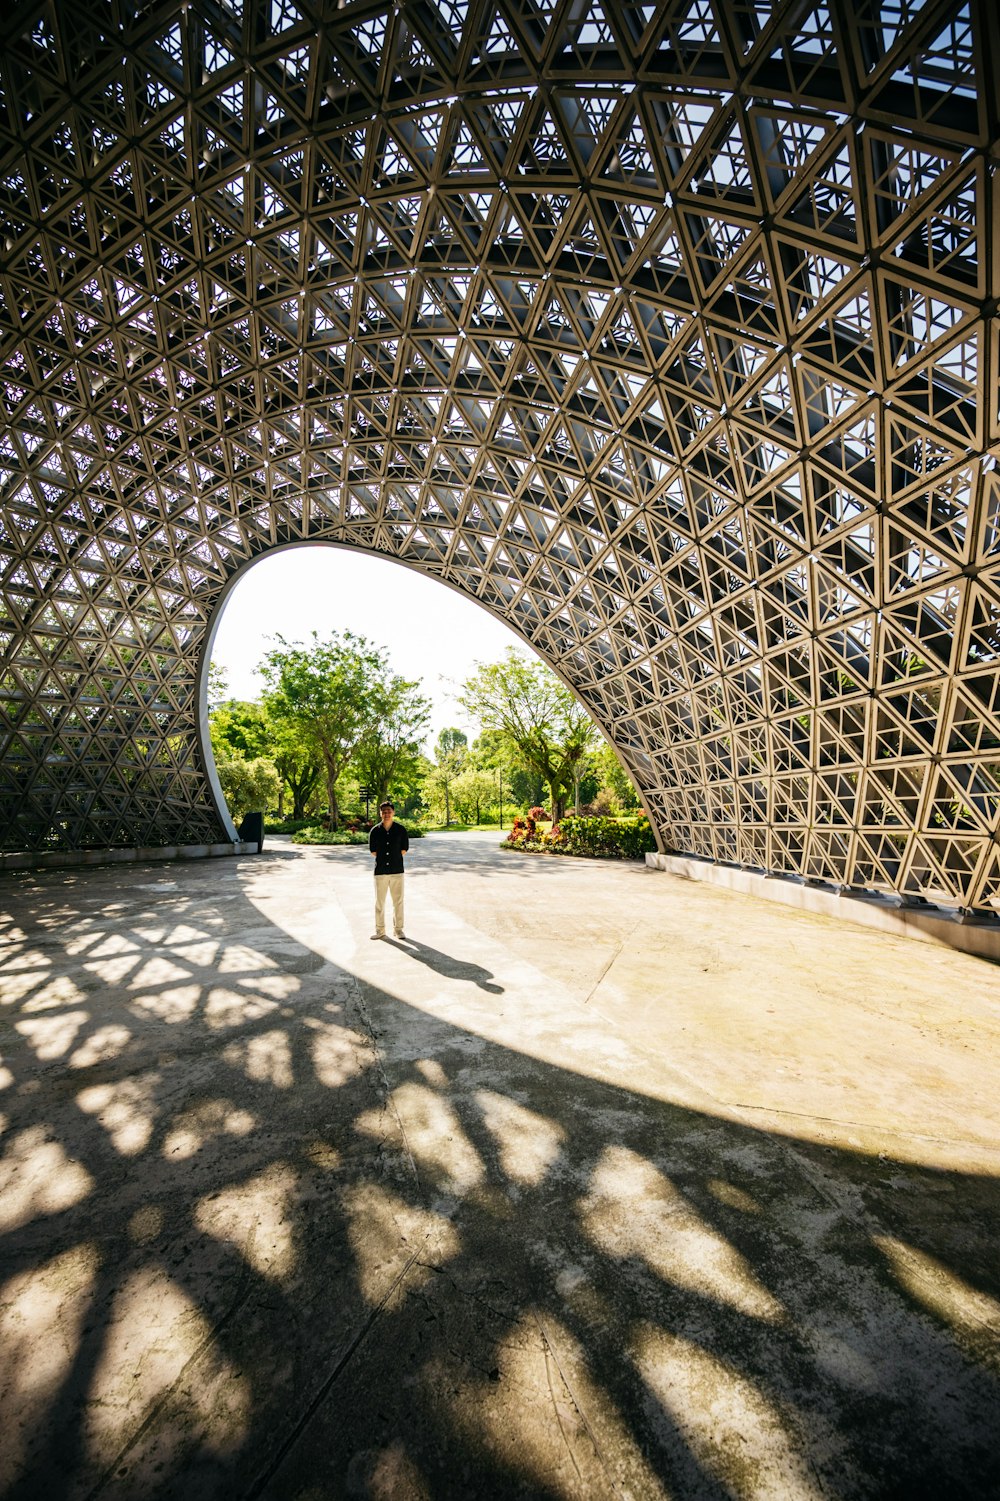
top-left (646, 852), bottom-right (1000, 962)
top-left (0, 842), bottom-right (259, 876)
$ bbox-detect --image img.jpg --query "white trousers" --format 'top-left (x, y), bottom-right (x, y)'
top-left (374, 873), bottom-right (404, 935)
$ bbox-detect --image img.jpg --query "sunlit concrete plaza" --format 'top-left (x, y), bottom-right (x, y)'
top-left (1, 835), bottom-right (998, 1499)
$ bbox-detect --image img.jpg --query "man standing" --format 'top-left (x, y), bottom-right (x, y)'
top-left (369, 800), bottom-right (409, 940)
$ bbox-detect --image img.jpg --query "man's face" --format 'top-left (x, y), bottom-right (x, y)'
top-left (381, 807), bottom-right (394, 828)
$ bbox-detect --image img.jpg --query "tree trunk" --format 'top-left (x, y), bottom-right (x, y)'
top-left (549, 780), bottom-right (564, 822)
top-left (327, 767), bottom-right (339, 829)
top-left (444, 782), bottom-right (450, 826)
top-left (289, 763), bottom-right (319, 820)
top-left (277, 784), bottom-right (286, 818)
top-left (574, 765), bottom-right (581, 816)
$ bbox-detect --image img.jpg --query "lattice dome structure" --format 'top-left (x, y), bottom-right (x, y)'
top-left (1, 0), bottom-right (999, 907)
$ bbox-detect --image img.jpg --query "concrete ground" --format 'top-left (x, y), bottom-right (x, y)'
top-left (1, 832), bottom-right (999, 1501)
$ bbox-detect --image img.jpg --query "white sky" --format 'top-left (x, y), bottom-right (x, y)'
top-left (209, 545), bottom-right (525, 750)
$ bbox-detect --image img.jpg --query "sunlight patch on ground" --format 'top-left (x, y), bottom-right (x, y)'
top-left (77, 1077), bottom-right (159, 1157)
top-left (580, 1146), bottom-right (785, 1323)
top-left (875, 1234), bottom-right (1000, 1372)
top-left (128, 956), bottom-right (196, 991)
top-left (633, 1323), bottom-right (835, 1500)
top-left (15, 1008), bottom-right (89, 1061)
top-left (340, 1183), bottom-right (460, 1310)
top-left (86, 1267), bottom-right (252, 1467)
top-left (306, 1015), bottom-right (367, 1088)
top-left (341, 1440), bottom-right (432, 1501)
top-left (431, 1311), bottom-right (597, 1499)
top-left (162, 1100), bottom-right (256, 1161)
top-left (204, 986), bottom-right (285, 1029)
top-left (359, 1082), bottom-right (486, 1197)
top-left (69, 1024), bottom-right (133, 1069)
top-left (3, 970), bottom-right (75, 1008)
top-left (706, 1179), bottom-right (764, 1215)
top-left (195, 1164), bottom-right (299, 1283)
top-left (0, 1127), bottom-right (95, 1231)
top-left (476, 1089), bottom-right (566, 1187)
top-left (218, 943), bottom-right (281, 975)
top-left (223, 1028), bottom-right (294, 1089)
top-left (0, 1243), bottom-right (99, 1484)
top-left (130, 983), bottom-right (202, 1024)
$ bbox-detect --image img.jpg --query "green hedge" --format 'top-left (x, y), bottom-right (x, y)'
top-left (291, 823), bottom-right (425, 846)
top-left (501, 814), bottom-right (655, 860)
top-left (291, 828), bottom-right (369, 846)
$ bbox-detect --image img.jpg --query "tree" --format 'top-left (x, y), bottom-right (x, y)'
top-left (207, 660), bottom-right (229, 710)
top-left (426, 727), bottom-right (467, 826)
top-left (210, 699), bottom-right (271, 760)
top-left (589, 744), bottom-right (640, 812)
top-left (450, 767), bottom-right (498, 824)
top-left (459, 649), bottom-right (599, 820)
top-left (392, 751), bottom-right (433, 821)
top-left (270, 721), bottom-right (324, 820)
top-left (507, 764), bottom-right (546, 811)
top-left (260, 631), bottom-right (386, 829)
top-left (214, 752), bottom-right (281, 826)
top-left (209, 698), bottom-right (321, 820)
top-left (350, 676), bottom-right (431, 810)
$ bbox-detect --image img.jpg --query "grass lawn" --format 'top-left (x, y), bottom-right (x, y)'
top-left (419, 820), bottom-right (507, 833)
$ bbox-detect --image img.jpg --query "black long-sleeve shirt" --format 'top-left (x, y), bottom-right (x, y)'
top-left (369, 821), bottom-right (409, 875)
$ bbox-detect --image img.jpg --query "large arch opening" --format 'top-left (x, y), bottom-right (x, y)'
top-left (199, 540), bottom-right (650, 842)
top-left (1, 0), bottom-right (997, 908)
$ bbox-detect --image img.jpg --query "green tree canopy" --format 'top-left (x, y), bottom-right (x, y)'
top-left (589, 743), bottom-right (640, 812)
top-left (214, 751), bottom-right (281, 826)
top-left (350, 676), bottom-right (431, 811)
top-left (424, 727), bottom-right (467, 826)
top-left (269, 718), bottom-right (324, 821)
top-left (207, 660), bottom-right (230, 709)
top-left (210, 699), bottom-right (272, 760)
top-left (260, 631), bottom-right (386, 829)
top-left (450, 767), bottom-right (499, 824)
top-left (209, 697), bottom-right (323, 821)
top-left (459, 649), bottom-right (599, 819)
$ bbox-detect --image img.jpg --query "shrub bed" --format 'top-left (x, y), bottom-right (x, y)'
top-left (500, 813), bottom-right (655, 860)
top-left (291, 828), bottom-right (369, 846)
top-left (291, 823), bottom-right (425, 846)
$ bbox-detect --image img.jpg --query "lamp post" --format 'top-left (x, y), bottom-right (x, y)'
top-left (497, 766), bottom-right (503, 830)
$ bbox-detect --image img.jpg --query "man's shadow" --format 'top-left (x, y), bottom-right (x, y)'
top-left (385, 936), bottom-right (504, 993)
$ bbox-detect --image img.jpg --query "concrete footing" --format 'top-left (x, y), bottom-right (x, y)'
top-left (646, 851), bottom-right (1000, 961)
top-left (0, 840), bottom-right (258, 875)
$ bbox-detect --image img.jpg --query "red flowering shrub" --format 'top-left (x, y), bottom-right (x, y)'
top-left (502, 813), bottom-right (652, 859)
top-left (528, 805), bottom-right (547, 821)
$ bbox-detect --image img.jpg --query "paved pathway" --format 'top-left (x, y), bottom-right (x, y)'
top-left (1, 834), bottom-right (999, 1499)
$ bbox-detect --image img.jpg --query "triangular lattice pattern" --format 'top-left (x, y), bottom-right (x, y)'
top-left (1, 0), bottom-right (999, 906)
